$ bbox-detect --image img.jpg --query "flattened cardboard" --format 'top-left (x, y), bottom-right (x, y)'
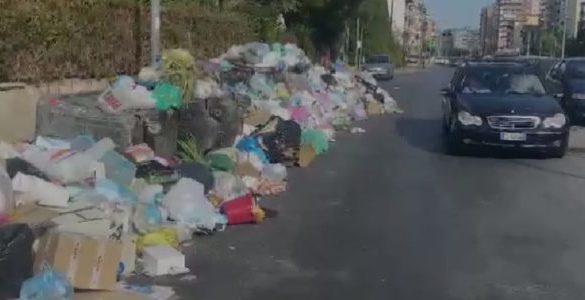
top-left (34, 232), bottom-right (123, 290)
top-left (10, 204), bottom-right (59, 228)
top-left (244, 109), bottom-right (272, 127)
top-left (74, 291), bottom-right (148, 300)
top-left (366, 101), bottom-right (384, 115)
top-left (298, 144), bottom-right (317, 168)
top-left (235, 161), bottom-right (261, 178)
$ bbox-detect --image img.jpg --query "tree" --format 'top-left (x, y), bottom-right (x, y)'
top-left (358, 0), bottom-right (403, 65)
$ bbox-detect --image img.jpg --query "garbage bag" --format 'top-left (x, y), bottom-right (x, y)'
top-left (12, 172), bottom-right (70, 208)
top-left (249, 74), bottom-right (275, 99)
top-left (261, 164), bottom-right (287, 181)
top-left (0, 224), bottom-right (34, 299)
top-left (153, 83), bottom-right (182, 111)
top-left (163, 178), bottom-right (216, 230)
top-left (136, 228), bottom-right (179, 252)
top-left (350, 103), bottom-right (368, 121)
top-left (19, 265), bottom-right (73, 300)
top-left (94, 178), bottom-right (139, 204)
top-left (206, 153), bottom-right (236, 172)
top-left (301, 129), bottom-right (329, 154)
top-left (261, 118), bottom-right (301, 163)
top-left (236, 137), bottom-right (269, 165)
top-left (0, 166), bottom-right (14, 214)
top-left (98, 76), bottom-right (157, 113)
top-left (241, 43), bottom-right (271, 65)
top-left (212, 171), bottom-right (249, 201)
top-left (133, 203), bottom-right (164, 234)
top-left (178, 163), bottom-right (214, 194)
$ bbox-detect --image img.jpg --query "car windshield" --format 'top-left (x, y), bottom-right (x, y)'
top-left (461, 67), bottom-right (546, 95)
top-left (567, 62), bottom-right (585, 79)
top-left (366, 56), bottom-right (390, 64)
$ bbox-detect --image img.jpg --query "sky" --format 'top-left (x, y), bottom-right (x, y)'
top-left (425, 0), bottom-right (494, 29)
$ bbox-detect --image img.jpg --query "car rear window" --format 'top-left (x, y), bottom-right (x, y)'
top-left (367, 56), bottom-right (390, 64)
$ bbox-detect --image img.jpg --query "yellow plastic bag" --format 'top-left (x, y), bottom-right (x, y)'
top-left (136, 228), bottom-right (179, 252)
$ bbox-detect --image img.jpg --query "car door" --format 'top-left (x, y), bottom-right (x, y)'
top-left (546, 61), bottom-right (564, 95)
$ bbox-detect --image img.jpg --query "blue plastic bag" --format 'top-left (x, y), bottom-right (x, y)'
top-left (236, 137), bottom-right (269, 164)
top-left (20, 266), bottom-right (73, 300)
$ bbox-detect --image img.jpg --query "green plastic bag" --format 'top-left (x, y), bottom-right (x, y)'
top-left (206, 153), bottom-right (236, 172)
top-left (301, 130), bottom-right (329, 155)
top-left (153, 83), bottom-right (182, 111)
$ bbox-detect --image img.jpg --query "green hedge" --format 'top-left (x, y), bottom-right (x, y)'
top-left (0, 0), bottom-right (256, 83)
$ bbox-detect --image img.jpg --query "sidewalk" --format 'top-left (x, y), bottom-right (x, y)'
top-left (569, 126), bottom-right (585, 154)
top-left (395, 66), bottom-right (427, 74)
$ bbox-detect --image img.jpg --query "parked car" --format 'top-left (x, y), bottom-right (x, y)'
top-left (441, 62), bottom-right (569, 157)
top-left (362, 55), bottom-right (394, 80)
top-left (545, 58), bottom-right (585, 124)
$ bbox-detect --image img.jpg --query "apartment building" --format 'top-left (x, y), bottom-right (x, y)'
top-left (387, 0), bottom-right (406, 44)
top-left (541, 0), bottom-right (585, 38)
top-left (480, 4), bottom-right (499, 54)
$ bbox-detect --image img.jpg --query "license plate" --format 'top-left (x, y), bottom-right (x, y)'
top-left (500, 132), bottom-right (527, 141)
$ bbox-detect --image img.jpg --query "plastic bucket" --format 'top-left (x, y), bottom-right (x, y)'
top-left (220, 194), bottom-right (255, 225)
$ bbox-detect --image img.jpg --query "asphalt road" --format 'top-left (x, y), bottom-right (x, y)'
top-left (150, 67), bottom-right (585, 300)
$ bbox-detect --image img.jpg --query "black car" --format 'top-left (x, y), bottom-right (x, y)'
top-left (546, 58), bottom-right (585, 123)
top-left (441, 62), bottom-right (569, 157)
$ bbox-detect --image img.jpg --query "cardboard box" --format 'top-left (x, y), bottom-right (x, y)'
top-left (298, 144), bottom-right (317, 168)
top-left (244, 109), bottom-right (271, 127)
top-left (0, 83), bottom-right (38, 143)
top-left (120, 235), bottom-right (137, 275)
top-left (34, 232), bottom-right (123, 290)
top-left (366, 101), bottom-right (384, 115)
top-left (74, 291), bottom-right (148, 300)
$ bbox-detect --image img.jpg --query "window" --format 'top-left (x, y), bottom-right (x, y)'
top-left (461, 67), bottom-right (546, 95)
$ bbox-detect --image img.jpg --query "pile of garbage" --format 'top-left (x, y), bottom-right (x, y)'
top-left (0, 42), bottom-right (400, 299)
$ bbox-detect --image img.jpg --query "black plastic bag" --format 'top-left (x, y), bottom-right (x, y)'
top-left (0, 223), bottom-right (35, 299)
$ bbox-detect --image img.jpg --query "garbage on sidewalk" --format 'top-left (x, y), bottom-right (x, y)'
top-left (0, 40), bottom-right (401, 298)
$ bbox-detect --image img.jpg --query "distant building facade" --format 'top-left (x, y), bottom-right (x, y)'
top-left (387, 0), bottom-right (406, 44)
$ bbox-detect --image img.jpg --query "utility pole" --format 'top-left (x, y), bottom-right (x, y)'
top-left (356, 18), bottom-right (361, 68)
top-left (389, 0), bottom-right (394, 30)
top-left (150, 0), bottom-right (161, 67)
top-left (561, 0), bottom-right (568, 58)
top-left (420, 19), bottom-right (427, 68)
top-left (527, 29), bottom-right (532, 56)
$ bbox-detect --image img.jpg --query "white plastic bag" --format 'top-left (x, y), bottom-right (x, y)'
top-left (212, 172), bottom-right (249, 201)
top-left (98, 76), bottom-right (156, 113)
top-left (12, 172), bottom-right (70, 208)
top-left (163, 178), bottom-right (216, 230)
top-left (0, 166), bottom-right (14, 214)
top-left (23, 138), bottom-right (114, 184)
top-left (261, 164), bottom-right (287, 181)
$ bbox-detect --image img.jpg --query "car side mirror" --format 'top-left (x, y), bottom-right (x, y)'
top-left (440, 88), bottom-right (452, 96)
top-left (548, 70), bottom-right (562, 82)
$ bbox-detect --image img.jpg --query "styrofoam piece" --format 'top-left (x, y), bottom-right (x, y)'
top-left (142, 245), bottom-right (187, 276)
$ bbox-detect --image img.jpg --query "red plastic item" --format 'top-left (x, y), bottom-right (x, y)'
top-left (221, 194), bottom-right (256, 225)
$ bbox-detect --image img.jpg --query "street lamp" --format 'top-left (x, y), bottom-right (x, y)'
top-left (561, 0), bottom-right (568, 58)
top-left (151, 0), bottom-right (161, 67)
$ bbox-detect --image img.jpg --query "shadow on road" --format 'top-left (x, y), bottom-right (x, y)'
top-left (395, 117), bottom-right (446, 155)
top-left (396, 116), bottom-right (560, 160)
